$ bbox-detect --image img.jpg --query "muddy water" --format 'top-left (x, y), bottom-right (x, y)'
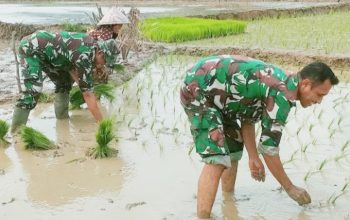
top-left (1, 55), bottom-right (350, 219)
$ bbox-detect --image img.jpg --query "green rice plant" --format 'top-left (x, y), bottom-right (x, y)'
top-left (0, 120), bottom-right (10, 146)
top-left (38, 92), bottom-right (54, 103)
top-left (318, 159), bottom-right (328, 171)
top-left (113, 64), bottom-right (125, 72)
top-left (341, 140), bottom-right (350, 152)
top-left (69, 86), bottom-right (85, 109)
top-left (327, 192), bottom-right (346, 205)
top-left (69, 84), bottom-right (115, 109)
top-left (21, 126), bottom-right (55, 150)
top-left (334, 153), bottom-right (348, 162)
top-left (62, 22), bottom-right (88, 32)
top-left (183, 11), bottom-right (350, 55)
top-left (93, 84), bottom-right (115, 102)
top-left (141, 17), bottom-right (246, 43)
top-left (88, 118), bottom-right (118, 159)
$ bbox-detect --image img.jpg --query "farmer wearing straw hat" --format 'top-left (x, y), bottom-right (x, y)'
top-left (180, 55), bottom-right (339, 219)
top-left (88, 7), bottom-right (130, 83)
top-left (89, 7), bottom-right (130, 41)
top-left (11, 30), bottom-right (118, 131)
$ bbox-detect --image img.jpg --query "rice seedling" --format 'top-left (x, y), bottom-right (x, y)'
top-left (0, 120), bottom-right (10, 146)
top-left (88, 118), bottom-right (118, 159)
top-left (141, 17), bottom-right (246, 43)
top-left (69, 86), bottom-right (85, 109)
top-left (93, 84), bottom-right (115, 102)
top-left (61, 22), bottom-right (88, 33)
top-left (334, 153), bottom-right (348, 162)
top-left (69, 84), bottom-right (115, 109)
top-left (327, 191), bottom-right (346, 205)
top-left (38, 92), bottom-right (55, 103)
top-left (341, 140), bottom-right (350, 152)
top-left (113, 64), bottom-right (125, 72)
top-left (303, 170), bottom-right (313, 182)
top-left (21, 126), bottom-right (55, 150)
top-left (282, 149), bottom-right (299, 165)
top-left (318, 159), bottom-right (328, 171)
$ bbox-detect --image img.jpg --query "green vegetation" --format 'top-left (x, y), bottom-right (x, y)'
top-left (21, 126), bottom-right (55, 150)
top-left (93, 83), bottom-right (115, 101)
top-left (0, 120), bottom-right (10, 146)
top-left (88, 118), bottom-right (118, 159)
top-left (38, 92), bottom-right (55, 103)
top-left (113, 64), bottom-right (125, 72)
top-left (142, 17), bottom-right (246, 43)
top-left (69, 86), bottom-right (85, 109)
top-left (69, 84), bottom-right (115, 109)
top-left (183, 11), bottom-right (350, 55)
top-left (62, 22), bottom-right (88, 33)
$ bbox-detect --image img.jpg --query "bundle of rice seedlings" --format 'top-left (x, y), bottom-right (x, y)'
top-left (0, 120), bottom-right (10, 146)
top-left (69, 86), bottom-right (85, 109)
top-left (38, 92), bottom-right (55, 103)
top-left (113, 64), bottom-right (125, 72)
top-left (93, 84), bottom-right (115, 102)
top-left (69, 84), bottom-right (115, 109)
top-left (21, 126), bottom-right (55, 150)
top-left (88, 118), bottom-right (118, 159)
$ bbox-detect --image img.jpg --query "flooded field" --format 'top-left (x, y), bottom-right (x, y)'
top-left (0, 2), bottom-right (335, 24)
top-left (1, 55), bottom-right (350, 220)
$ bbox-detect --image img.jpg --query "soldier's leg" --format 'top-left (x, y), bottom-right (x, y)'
top-left (48, 71), bottom-right (72, 119)
top-left (220, 120), bottom-right (244, 193)
top-left (54, 92), bottom-right (70, 119)
top-left (184, 107), bottom-right (231, 219)
top-left (12, 56), bottom-right (43, 131)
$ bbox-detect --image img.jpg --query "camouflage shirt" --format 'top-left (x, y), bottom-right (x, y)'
top-left (181, 55), bottom-right (299, 155)
top-left (19, 30), bottom-right (98, 92)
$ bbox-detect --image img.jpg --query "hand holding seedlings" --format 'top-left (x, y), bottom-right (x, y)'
top-left (286, 185), bottom-right (311, 205)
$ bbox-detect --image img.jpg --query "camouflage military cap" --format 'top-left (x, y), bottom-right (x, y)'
top-left (97, 39), bottom-right (118, 67)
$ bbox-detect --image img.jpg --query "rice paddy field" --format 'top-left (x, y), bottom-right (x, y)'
top-left (181, 10), bottom-right (350, 56)
top-left (1, 55), bottom-right (350, 220)
top-left (1, 1), bottom-right (350, 220)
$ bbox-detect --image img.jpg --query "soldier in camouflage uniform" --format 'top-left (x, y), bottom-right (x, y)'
top-left (180, 55), bottom-right (339, 219)
top-left (11, 30), bottom-right (118, 131)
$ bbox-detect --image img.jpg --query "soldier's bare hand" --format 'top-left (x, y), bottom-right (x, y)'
top-left (286, 185), bottom-right (311, 205)
top-left (249, 157), bottom-right (265, 182)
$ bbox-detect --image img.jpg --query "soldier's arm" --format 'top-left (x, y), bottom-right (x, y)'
top-left (71, 51), bottom-right (103, 122)
top-left (260, 94), bottom-right (311, 205)
top-left (241, 121), bottom-right (265, 182)
top-left (82, 91), bottom-right (103, 121)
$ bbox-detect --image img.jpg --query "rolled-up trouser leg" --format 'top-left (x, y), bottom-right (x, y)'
top-left (54, 92), bottom-right (69, 119)
top-left (11, 107), bottom-right (30, 132)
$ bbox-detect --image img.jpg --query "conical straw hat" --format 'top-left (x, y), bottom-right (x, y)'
top-left (98, 7), bottom-right (130, 26)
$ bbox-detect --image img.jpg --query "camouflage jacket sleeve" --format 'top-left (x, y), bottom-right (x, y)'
top-left (72, 51), bottom-right (94, 92)
top-left (258, 88), bottom-right (293, 156)
top-left (255, 64), bottom-right (299, 156)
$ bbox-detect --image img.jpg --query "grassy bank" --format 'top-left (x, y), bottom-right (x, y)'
top-left (182, 11), bottom-right (350, 56)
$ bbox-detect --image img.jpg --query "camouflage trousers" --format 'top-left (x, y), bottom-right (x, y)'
top-left (16, 55), bottom-right (73, 110)
top-left (180, 84), bottom-right (243, 167)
